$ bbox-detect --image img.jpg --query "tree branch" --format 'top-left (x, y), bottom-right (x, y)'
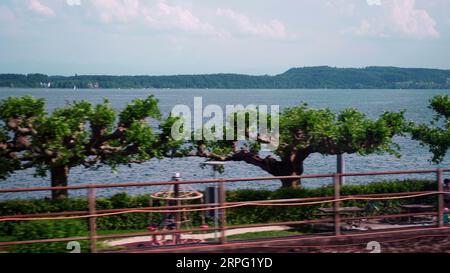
top-left (193, 142), bottom-right (280, 175)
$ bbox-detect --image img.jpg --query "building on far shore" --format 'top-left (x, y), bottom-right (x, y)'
top-left (39, 82), bottom-right (51, 88)
top-left (87, 82), bottom-right (100, 89)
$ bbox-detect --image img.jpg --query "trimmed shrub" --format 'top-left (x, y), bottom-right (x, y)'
top-left (9, 220), bottom-right (88, 253)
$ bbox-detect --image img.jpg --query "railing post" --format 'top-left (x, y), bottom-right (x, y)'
top-left (88, 187), bottom-right (97, 253)
top-left (337, 153), bottom-right (345, 185)
top-left (333, 173), bottom-right (341, 236)
top-left (219, 179), bottom-right (227, 244)
top-left (437, 169), bottom-right (444, 227)
top-left (173, 173), bottom-right (181, 244)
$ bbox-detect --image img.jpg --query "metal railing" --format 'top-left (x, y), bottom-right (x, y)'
top-left (0, 168), bottom-right (449, 253)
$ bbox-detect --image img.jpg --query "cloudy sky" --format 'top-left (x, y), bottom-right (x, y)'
top-left (0, 0), bottom-right (449, 75)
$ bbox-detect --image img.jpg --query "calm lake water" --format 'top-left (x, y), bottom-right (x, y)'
top-left (0, 88), bottom-right (449, 200)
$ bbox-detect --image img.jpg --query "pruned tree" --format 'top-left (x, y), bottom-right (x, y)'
top-left (411, 94), bottom-right (450, 163)
top-left (191, 104), bottom-right (406, 188)
top-left (0, 95), bottom-right (181, 199)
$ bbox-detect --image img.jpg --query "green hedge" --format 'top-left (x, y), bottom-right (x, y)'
top-left (225, 179), bottom-right (437, 225)
top-left (8, 220), bottom-right (88, 253)
top-left (0, 179), bottom-right (437, 241)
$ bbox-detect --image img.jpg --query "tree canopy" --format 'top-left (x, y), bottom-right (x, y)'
top-left (0, 95), bottom-right (181, 199)
top-left (192, 104), bottom-right (407, 188)
top-left (411, 94), bottom-right (450, 163)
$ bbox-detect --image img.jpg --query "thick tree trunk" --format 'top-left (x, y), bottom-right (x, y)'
top-left (279, 167), bottom-right (303, 188)
top-left (272, 158), bottom-right (305, 189)
top-left (50, 165), bottom-right (70, 200)
top-left (281, 176), bottom-right (301, 189)
top-left (194, 144), bottom-right (309, 189)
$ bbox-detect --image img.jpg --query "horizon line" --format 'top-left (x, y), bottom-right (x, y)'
top-left (1, 65), bottom-right (450, 78)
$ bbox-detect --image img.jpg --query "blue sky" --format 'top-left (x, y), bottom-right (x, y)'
top-left (0, 0), bottom-right (449, 75)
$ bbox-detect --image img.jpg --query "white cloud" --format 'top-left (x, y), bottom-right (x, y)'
top-left (355, 0), bottom-right (439, 39)
top-left (67, 0), bottom-right (82, 6)
top-left (70, 1), bottom-right (294, 40)
top-left (354, 19), bottom-right (388, 37)
top-left (390, 0), bottom-right (439, 38)
top-left (216, 8), bottom-right (290, 39)
top-left (91, 0), bottom-right (140, 23)
top-left (27, 0), bottom-right (55, 17)
top-left (366, 0), bottom-right (382, 6)
top-left (143, 0), bottom-right (219, 35)
top-left (90, 0), bottom-right (223, 37)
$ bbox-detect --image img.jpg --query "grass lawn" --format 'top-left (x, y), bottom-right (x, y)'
top-left (0, 229), bottom-right (145, 253)
top-left (226, 230), bottom-right (303, 241)
top-left (97, 229), bottom-right (146, 236)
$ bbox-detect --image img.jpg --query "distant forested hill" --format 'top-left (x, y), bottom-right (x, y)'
top-left (1, 66), bottom-right (450, 89)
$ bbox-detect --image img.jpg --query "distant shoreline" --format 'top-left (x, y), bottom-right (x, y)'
top-left (0, 87), bottom-right (447, 91)
top-left (1, 66), bottom-right (450, 89)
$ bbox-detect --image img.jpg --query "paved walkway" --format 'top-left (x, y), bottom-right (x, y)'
top-left (104, 225), bottom-right (293, 247)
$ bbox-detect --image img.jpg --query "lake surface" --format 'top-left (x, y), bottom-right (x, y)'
top-left (0, 88), bottom-right (449, 200)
